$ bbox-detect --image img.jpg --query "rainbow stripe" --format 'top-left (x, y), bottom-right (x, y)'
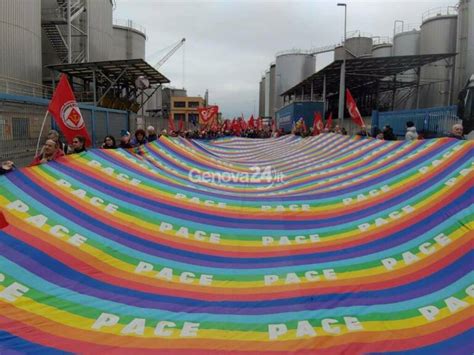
top-left (0, 134), bottom-right (472, 353)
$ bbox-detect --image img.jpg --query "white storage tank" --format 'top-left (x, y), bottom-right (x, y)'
top-left (393, 28), bottom-right (420, 109)
top-left (344, 36), bottom-right (373, 58)
top-left (264, 70), bottom-right (271, 117)
top-left (0, 0), bottom-right (42, 84)
top-left (112, 19), bottom-right (146, 60)
top-left (269, 64), bottom-right (276, 118)
top-left (372, 43), bottom-right (392, 57)
top-left (274, 53), bottom-right (315, 110)
top-left (87, 0), bottom-right (114, 61)
top-left (334, 45), bottom-right (345, 61)
top-left (419, 7), bottom-right (458, 108)
top-left (259, 77), bottom-right (266, 118)
top-left (455, 0), bottom-right (474, 95)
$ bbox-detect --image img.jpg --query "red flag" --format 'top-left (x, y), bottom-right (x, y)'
top-left (346, 89), bottom-right (365, 127)
top-left (168, 113), bottom-right (175, 131)
top-left (48, 74), bottom-right (91, 146)
top-left (325, 112), bottom-right (333, 130)
top-left (239, 117), bottom-right (247, 130)
top-left (178, 117), bottom-right (184, 132)
top-left (0, 211), bottom-right (9, 229)
top-left (248, 115), bottom-right (255, 129)
top-left (257, 117), bottom-right (263, 131)
top-left (198, 105), bottom-right (219, 129)
top-left (312, 112), bottom-right (323, 136)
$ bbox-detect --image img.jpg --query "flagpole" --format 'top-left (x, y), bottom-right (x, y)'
top-left (35, 111), bottom-right (49, 156)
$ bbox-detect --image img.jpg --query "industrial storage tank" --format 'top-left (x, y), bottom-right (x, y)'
top-left (274, 52), bottom-right (315, 110)
top-left (334, 45), bottom-right (345, 61)
top-left (393, 28), bottom-right (420, 110)
top-left (269, 64), bottom-right (276, 118)
top-left (87, 0), bottom-right (114, 61)
top-left (455, 0), bottom-right (474, 95)
top-left (372, 44), bottom-right (392, 57)
top-left (393, 29), bottom-right (420, 56)
top-left (264, 70), bottom-right (271, 117)
top-left (0, 0), bottom-right (42, 84)
top-left (372, 38), bottom-right (392, 57)
top-left (344, 35), bottom-right (373, 59)
top-left (334, 32), bottom-right (372, 60)
top-left (112, 19), bottom-right (146, 60)
top-left (419, 7), bottom-right (458, 108)
top-left (259, 77), bottom-right (266, 118)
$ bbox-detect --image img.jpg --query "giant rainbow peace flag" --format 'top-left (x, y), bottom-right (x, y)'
top-left (0, 134), bottom-right (472, 353)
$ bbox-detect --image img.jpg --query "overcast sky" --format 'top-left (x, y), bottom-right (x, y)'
top-left (113, 0), bottom-right (454, 118)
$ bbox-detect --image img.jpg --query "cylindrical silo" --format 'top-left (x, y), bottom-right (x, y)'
top-left (259, 77), bottom-right (266, 118)
top-left (393, 30), bottom-right (420, 56)
top-left (269, 64), bottom-right (276, 118)
top-left (334, 45), bottom-right (345, 61)
top-left (274, 53), bottom-right (315, 110)
top-left (393, 29), bottom-right (420, 110)
top-left (372, 44), bottom-right (392, 57)
top-left (87, 0), bottom-right (114, 61)
top-left (419, 10), bottom-right (458, 108)
top-left (344, 36), bottom-right (373, 58)
top-left (0, 0), bottom-right (42, 84)
top-left (112, 20), bottom-right (146, 60)
top-left (264, 70), bottom-right (271, 117)
top-left (455, 0), bottom-right (474, 96)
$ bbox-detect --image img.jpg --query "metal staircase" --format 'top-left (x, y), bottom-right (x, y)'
top-left (41, 0), bottom-right (87, 63)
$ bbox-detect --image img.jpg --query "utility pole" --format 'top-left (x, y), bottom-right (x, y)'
top-left (337, 3), bottom-right (347, 128)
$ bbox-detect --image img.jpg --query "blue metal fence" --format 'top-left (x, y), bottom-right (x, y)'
top-left (0, 92), bottom-right (130, 147)
top-left (371, 106), bottom-right (461, 138)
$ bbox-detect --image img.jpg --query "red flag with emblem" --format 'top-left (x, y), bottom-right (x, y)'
top-left (312, 112), bottom-right (324, 136)
top-left (325, 112), bottom-right (333, 130)
top-left (48, 74), bottom-right (91, 146)
top-left (198, 105), bottom-right (219, 129)
top-left (346, 89), bottom-right (366, 127)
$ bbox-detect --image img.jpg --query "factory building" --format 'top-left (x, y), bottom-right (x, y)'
top-left (259, 2), bottom-right (473, 127)
top-left (0, 0), bottom-right (176, 165)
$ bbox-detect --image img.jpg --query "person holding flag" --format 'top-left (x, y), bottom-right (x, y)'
top-left (37, 74), bottom-right (91, 156)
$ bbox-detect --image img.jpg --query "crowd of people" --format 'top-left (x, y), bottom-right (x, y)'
top-left (0, 122), bottom-right (468, 176)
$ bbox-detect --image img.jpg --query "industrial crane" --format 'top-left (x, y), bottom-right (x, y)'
top-left (154, 38), bottom-right (186, 69)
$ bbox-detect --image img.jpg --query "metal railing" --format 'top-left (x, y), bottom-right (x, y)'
top-left (113, 18), bottom-right (146, 35)
top-left (422, 6), bottom-right (458, 22)
top-left (276, 44), bottom-right (336, 57)
top-left (372, 36), bottom-right (392, 46)
top-left (393, 23), bottom-right (420, 36)
top-left (0, 76), bottom-right (54, 99)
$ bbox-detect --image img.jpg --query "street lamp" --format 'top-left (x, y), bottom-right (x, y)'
top-left (337, 3), bottom-right (347, 128)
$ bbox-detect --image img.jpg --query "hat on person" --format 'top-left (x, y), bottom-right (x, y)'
top-left (120, 130), bottom-right (130, 137)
